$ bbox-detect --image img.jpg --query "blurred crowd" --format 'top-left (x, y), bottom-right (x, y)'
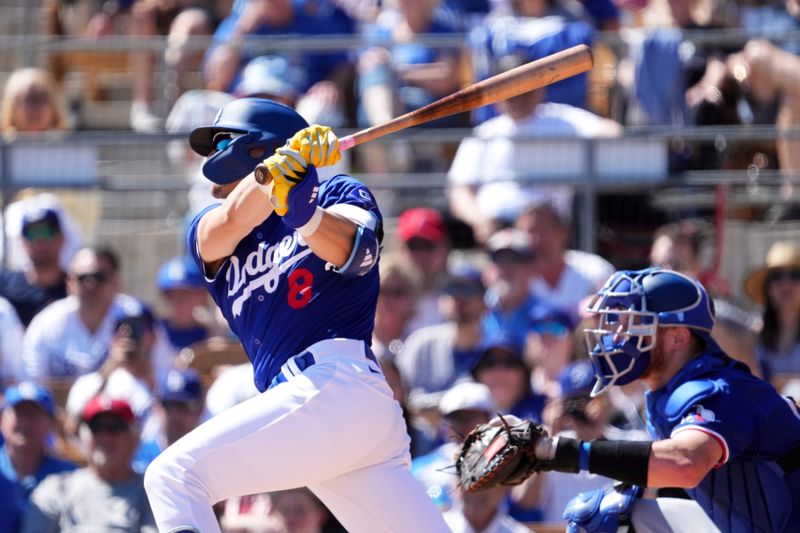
top-left (0, 0), bottom-right (799, 531)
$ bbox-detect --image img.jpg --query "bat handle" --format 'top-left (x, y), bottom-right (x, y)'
top-left (338, 135), bottom-right (356, 152)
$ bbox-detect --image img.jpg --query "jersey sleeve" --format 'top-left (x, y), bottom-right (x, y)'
top-left (669, 392), bottom-right (759, 466)
top-left (318, 175), bottom-right (382, 230)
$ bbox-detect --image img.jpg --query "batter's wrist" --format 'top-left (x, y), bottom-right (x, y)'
top-left (297, 207), bottom-right (324, 237)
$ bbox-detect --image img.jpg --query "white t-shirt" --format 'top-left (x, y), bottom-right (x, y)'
top-left (0, 296), bottom-right (24, 382)
top-left (66, 367), bottom-right (155, 421)
top-left (448, 103), bottom-right (607, 221)
top-left (22, 294), bottom-right (176, 381)
top-left (443, 508), bottom-right (530, 533)
top-left (531, 250), bottom-right (614, 319)
top-left (204, 363), bottom-right (260, 417)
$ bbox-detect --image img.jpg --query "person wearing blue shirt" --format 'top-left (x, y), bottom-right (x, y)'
top-left (501, 268), bottom-right (800, 532)
top-left (133, 369), bottom-right (205, 474)
top-left (0, 473), bottom-right (21, 533)
top-left (0, 382), bottom-right (75, 513)
top-left (156, 256), bottom-right (213, 351)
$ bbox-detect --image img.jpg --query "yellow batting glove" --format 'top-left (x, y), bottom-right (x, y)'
top-left (263, 147), bottom-right (307, 216)
top-left (287, 125), bottom-right (341, 168)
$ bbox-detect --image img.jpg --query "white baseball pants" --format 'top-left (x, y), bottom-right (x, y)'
top-left (143, 338), bottom-right (450, 533)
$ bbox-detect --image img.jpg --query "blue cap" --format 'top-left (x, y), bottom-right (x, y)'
top-left (529, 305), bottom-right (576, 337)
top-left (443, 263), bottom-right (485, 296)
top-left (158, 256), bottom-right (205, 292)
top-left (21, 207), bottom-right (61, 232)
top-left (473, 333), bottom-right (527, 374)
top-left (158, 369), bottom-right (202, 405)
top-left (559, 361), bottom-right (596, 398)
top-left (3, 382), bottom-right (55, 416)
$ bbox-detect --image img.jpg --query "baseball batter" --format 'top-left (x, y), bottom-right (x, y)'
top-left (143, 98), bottom-right (449, 533)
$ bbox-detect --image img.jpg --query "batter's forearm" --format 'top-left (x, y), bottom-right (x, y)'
top-left (303, 209), bottom-right (358, 268)
top-left (197, 175), bottom-right (275, 264)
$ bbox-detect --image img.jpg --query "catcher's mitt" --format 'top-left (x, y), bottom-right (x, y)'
top-left (455, 415), bottom-right (548, 493)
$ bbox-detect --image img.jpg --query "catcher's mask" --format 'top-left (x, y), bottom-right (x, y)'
top-left (189, 97), bottom-right (309, 185)
top-left (584, 268), bottom-right (716, 396)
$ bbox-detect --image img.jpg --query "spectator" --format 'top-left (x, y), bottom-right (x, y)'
top-left (0, 297), bottom-right (24, 385)
top-left (526, 307), bottom-right (576, 398)
top-left (133, 368), bottom-right (204, 473)
top-left (649, 219), bottom-right (730, 297)
top-left (0, 473), bottom-right (21, 533)
top-left (443, 484), bottom-right (530, 533)
top-left (0, 207), bottom-right (68, 326)
top-left (448, 57), bottom-right (621, 243)
top-left (468, 0), bottom-right (596, 124)
top-left (515, 199), bottom-right (614, 321)
top-left (744, 240), bottom-right (800, 375)
top-left (268, 487), bottom-right (332, 533)
top-left (356, 0), bottom-right (463, 174)
top-left (372, 257), bottom-right (420, 361)
top-left (482, 228), bottom-right (540, 346)
top-left (396, 263), bottom-right (487, 411)
top-left (204, 0), bottom-right (355, 123)
top-left (2, 193), bottom-right (85, 277)
top-left (0, 67), bottom-right (69, 135)
top-left (22, 246), bottom-right (174, 382)
top-left (128, 1), bottom-right (219, 132)
top-left (396, 207), bottom-right (451, 331)
top-left (204, 362), bottom-right (259, 418)
top-left (472, 336), bottom-right (546, 422)
top-left (157, 256), bottom-right (214, 351)
top-left (411, 381), bottom-right (494, 511)
top-left (21, 395), bottom-right (157, 532)
top-left (0, 382), bottom-right (76, 513)
top-left (65, 308), bottom-right (160, 436)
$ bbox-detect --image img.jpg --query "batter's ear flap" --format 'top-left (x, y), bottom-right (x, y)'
top-left (377, 220), bottom-right (384, 245)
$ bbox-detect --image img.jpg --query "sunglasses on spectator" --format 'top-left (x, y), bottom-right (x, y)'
top-left (74, 271), bottom-right (111, 285)
top-left (477, 356), bottom-right (521, 370)
top-left (22, 224), bottom-right (59, 242)
top-left (767, 268), bottom-right (800, 283)
top-left (491, 250), bottom-right (533, 265)
top-left (405, 238), bottom-right (438, 252)
top-left (531, 321), bottom-right (570, 337)
top-left (88, 418), bottom-right (128, 435)
top-left (20, 90), bottom-right (51, 107)
top-left (212, 132), bottom-right (247, 152)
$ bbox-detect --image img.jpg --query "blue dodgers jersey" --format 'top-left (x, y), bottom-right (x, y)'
top-left (188, 175), bottom-right (381, 391)
top-left (646, 350), bottom-right (800, 532)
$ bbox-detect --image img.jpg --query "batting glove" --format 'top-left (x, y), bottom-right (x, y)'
top-left (287, 125), bottom-right (341, 168)
top-left (262, 147), bottom-right (307, 216)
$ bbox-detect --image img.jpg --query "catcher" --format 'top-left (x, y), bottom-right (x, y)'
top-left (456, 268), bottom-right (800, 532)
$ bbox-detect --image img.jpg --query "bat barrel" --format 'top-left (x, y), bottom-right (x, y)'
top-left (339, 44), bottom-right (594, 151)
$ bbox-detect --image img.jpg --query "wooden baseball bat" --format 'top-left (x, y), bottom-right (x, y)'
top-left (338, 44), bottom-right (594, 151)
top-left (254, 44), bottom-right (592, 183)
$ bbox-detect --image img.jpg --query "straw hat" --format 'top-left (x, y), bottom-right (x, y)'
top-left (744, 241), bottom-right (800, 305)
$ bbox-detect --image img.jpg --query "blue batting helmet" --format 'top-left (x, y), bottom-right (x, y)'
top-left (584, 268), bottom-right (715, 396)
top-left (189, 97), bottom-right (308, 184)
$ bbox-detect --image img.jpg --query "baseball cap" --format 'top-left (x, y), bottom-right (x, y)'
top-left (472, 335), bottom-right (527, 374)
top-left (3, 382), bottom-right (55, 417)
top-left (486, 228), bottom-right (534, 261)
top-left (559, 361), bottom-right (596, 398)
top-left (158, 369), bottom-right (202, 405)
top-left (157, 256), bottom-right (205, 292)
top-left (439, 382), bottom-right (494, 416)
top-left (443, 263), bottom-right (485, 297)
top-left (81, 395), bottom-right (135, 424)
top-left (21, 207), bottom-right (61, 234)
top-left (235, 55), bottom-right (307, 100)
top-left (529, 305), bottom-right (575, 337)
top-left (397, 208), bottom-right (447, 244)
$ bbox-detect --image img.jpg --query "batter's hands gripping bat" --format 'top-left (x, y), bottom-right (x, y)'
top-left (254, 44), bottom-right (593, 183)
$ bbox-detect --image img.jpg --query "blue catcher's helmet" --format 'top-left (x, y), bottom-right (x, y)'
top-left (189, 98), bottom-right (309, 184)
top-left (584, 268), bottom-right (715, 396)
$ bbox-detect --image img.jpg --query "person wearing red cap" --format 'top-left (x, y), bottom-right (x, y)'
top-left (396, 207), bottom-right (452, 332)
top-left (21, 394), bottom-right (157, 532)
